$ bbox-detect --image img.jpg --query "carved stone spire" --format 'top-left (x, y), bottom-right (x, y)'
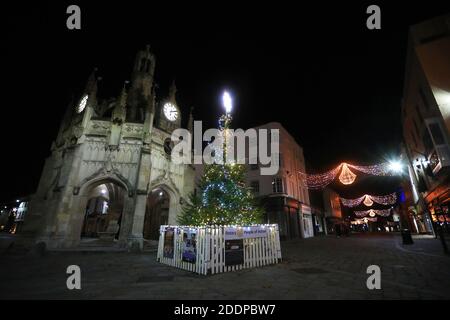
top-left (187, 106), bottom-right (194, 134)
top-left (168, 80), bottom-right (177, 103)
top-left (112, 81), bottom-right (128, 124)
top-left (127, 46), bottom-right (155, 121)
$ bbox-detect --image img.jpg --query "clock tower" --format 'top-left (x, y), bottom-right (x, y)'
top-left (23, 46), bottom-right (195, 251)
top-left (157, 80), bottom-right (181, 133)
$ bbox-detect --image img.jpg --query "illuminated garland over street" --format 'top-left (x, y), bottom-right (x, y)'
top-left (354, 209), bottom-right (392, 218)
top-left (352, 217), bottom-right (378, 224)
top-left (299, 162), bottom-right (400, 189)
top-left (340, 192), bottom-right (397, 208)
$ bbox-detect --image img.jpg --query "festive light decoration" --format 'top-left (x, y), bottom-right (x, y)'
top-left (339, 163), bottom-right (357, 185)
top-left (299, 165), bottom-right (342, 190)
top-left (354, 209), bottom-right (392, 218)
top-left (348, 163), bottom-right (392, 176)
top-left (341, 192), bottom-right (397, 208)
top-left (363, 195), bottom-right (374, 207)
top-left (178, 91), bottom-right (263, 226)
top-left (300, 162), bottom-right (401, 189)
top-left (352, 217), bottom-right (377, 224)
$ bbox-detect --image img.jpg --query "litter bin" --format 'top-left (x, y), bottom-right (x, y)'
top-left (401, 229), bottom-right (414, 245)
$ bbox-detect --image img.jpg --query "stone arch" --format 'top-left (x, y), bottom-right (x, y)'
top-left (66, 175), bottom-right (131, 246)
top-left (143, 183), bottom-right (180, 240)
top-left (75, 168), bottom-right (134, 197)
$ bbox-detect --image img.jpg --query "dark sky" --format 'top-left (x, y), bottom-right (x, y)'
top-left (3, 1), bottom-right (450, 203)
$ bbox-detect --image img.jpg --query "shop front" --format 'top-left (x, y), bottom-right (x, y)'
top-left (424, 184), bottom-right (450, 235)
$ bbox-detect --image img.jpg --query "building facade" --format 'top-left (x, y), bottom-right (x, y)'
top-left (401, 14), bottom-right (450, 234)
top-left (321, 188), bottom-right (343, 234)
top-left (24, 46), bottom-right (195, 250)
top-left (223, 122), bottom-right (313, 240)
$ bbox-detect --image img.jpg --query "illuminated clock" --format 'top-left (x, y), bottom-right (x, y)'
top-left (77, 95), bottom-right (88, 113)
top-left (163, 103), bottom-right (178, 121)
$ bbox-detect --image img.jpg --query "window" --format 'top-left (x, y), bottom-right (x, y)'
top-left (250, 181), bottom-right (260, 194)
top-left (101, 201), bottom-right (109, 214)
top-left (250, 163), bottom-right (259, 171)
top-left (272, 177), bottom-right (283, 193)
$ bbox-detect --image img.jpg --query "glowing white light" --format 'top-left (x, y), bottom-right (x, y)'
top-left (222, 91), bottom-right (232, 114)
top-left (159, 191), bottom-right (163, 196)
top-left (77, 95), bottom-right (88, 113)
top-left (388, 161), bottom-right (402, 173)
top-left (16, 200), bottom-right (20, 203)
top-left (101, 189), bottom-right (107, 195)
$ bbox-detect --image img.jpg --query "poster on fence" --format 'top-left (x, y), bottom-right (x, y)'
top-left (163, 227), bottom-right (174, 258)
top-left (182, 229), bottom-right (197, 263)
top-left (225, 239), bottom-right (244, 266)
top-left (224, 226), bottom-right (268, 240)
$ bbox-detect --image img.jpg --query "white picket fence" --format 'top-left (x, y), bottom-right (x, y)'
top-left (157, 224), bottom-right (282, 275)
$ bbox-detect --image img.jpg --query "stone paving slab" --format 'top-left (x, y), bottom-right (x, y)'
top-left (0, 233), bottom-right (449, 299)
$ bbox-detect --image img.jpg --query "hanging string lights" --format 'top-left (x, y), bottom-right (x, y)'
top-left (340, 192), bottom-right (397, 208)
top-left (299, 162), bottom-right (401, 189)
top-left (363, 195), bottom-right (374, 207)
top-left (354, 209), bottom-right (392, 218)
top-left (299, 165), bottom-right (342, 190)
top-left (339, 163), bottom-right (357, 185)
top-left (353, 217), bottom-right (378, 224)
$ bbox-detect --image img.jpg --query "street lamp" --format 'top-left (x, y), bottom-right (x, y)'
top-left (388, 160), bottom-right (402, 174)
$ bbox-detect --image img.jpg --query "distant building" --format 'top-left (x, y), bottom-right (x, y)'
top-left (401, 14), bottom-right (450, 234)
top-left (322, 188), bottom-right (343, 234)
top-left (14, 198), bottom-right (30, 233)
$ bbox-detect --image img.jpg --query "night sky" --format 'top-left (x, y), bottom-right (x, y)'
top-left (3, 1), bottom-right (450, 203)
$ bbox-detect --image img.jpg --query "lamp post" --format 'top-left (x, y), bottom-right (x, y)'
top-left (388, 160), bottom-right (414, 244)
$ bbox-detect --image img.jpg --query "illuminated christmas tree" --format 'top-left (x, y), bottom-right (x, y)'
top-left (178, 92), bottom-right (263, 226)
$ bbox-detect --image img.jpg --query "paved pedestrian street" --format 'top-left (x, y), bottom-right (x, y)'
top-left (1, 233), bottom-right (449, 300)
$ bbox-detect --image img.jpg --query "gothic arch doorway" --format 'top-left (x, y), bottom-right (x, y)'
top-left (143, 187), bottom-right (170, 240)
top-left (80, 181), bottom-right (126, 240)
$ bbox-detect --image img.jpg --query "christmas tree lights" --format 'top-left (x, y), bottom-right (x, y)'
top-left (178, 91), bottom-right (263, 226)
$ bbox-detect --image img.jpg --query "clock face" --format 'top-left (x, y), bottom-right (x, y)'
top-left (163, 103), bottom-right (178, 121)
top-left (77, 95), bottom-right (88, 113)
